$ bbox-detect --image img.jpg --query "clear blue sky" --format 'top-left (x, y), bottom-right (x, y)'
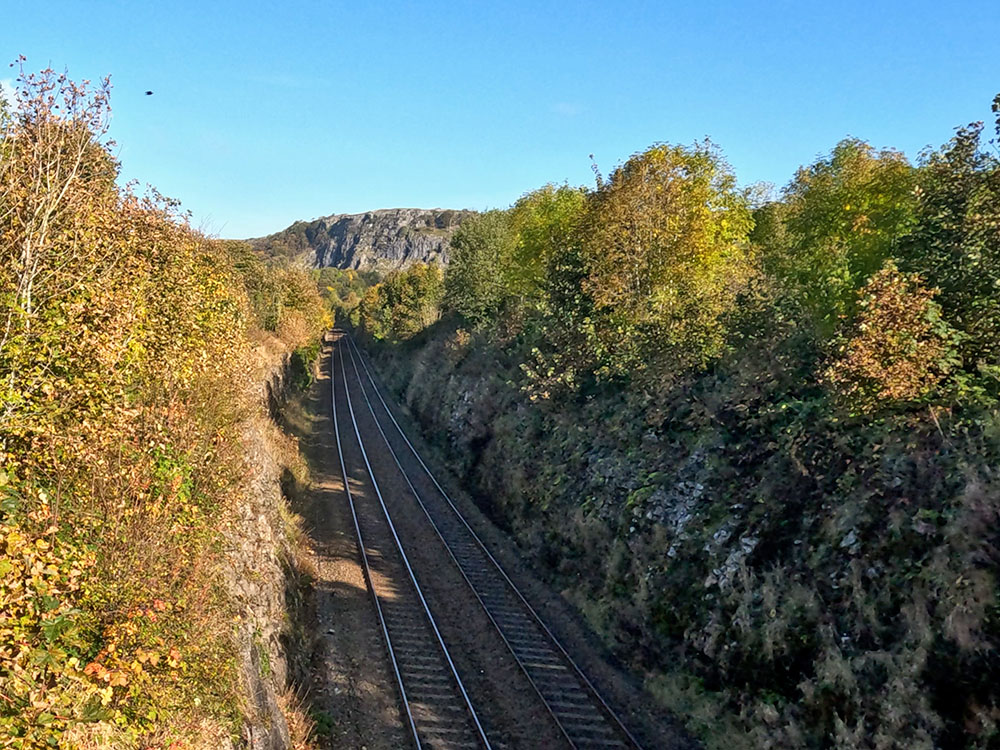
top-left (5, 1), bottom-right (999, 238)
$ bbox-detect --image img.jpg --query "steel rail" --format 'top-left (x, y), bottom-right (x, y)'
top-left (345, 333), bottom-right (644, 750)
top-left (342, 331), bottom-right (577, 748)
top-left (329, 339), bottom-right (420, 748)
top-left (331, 334), bottom-right (492, 749)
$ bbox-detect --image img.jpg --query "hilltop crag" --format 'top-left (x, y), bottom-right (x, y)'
top-left (251, 208), bottom-right (476, 271)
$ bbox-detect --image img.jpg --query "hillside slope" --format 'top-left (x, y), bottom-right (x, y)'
top-left (350, 119), bottom-right (1000, 749)
top-left (250, 208), bottom-right (475, 271)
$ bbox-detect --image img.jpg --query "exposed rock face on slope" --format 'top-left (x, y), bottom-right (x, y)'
top-left (250, 208), bottom-right (475, 271)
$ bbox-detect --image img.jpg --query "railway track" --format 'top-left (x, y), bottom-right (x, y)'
top-left (337, 332), bottom-right (643, 750)
top-left (330, 339), bottom-right (491, 749)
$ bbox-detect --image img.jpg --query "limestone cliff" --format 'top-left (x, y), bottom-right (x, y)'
top-left (250, 208), bottom-right (475, 271)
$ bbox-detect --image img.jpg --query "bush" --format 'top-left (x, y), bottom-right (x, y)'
top-left (0, 65), bottom-right (326, 747)
top-left (825, 261), bottom-right (962, 413)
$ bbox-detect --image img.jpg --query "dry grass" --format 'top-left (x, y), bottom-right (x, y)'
top-left (277, 686), bottom-right (320, 750)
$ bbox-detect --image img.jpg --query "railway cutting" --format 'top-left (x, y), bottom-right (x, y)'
top-left (329, 331), bottom-right (649, 749)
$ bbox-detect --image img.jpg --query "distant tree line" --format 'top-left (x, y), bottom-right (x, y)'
top-left (360, 103), bottom-right (1000, 416)
top-left (356, 94), bottom-right (1000, 750)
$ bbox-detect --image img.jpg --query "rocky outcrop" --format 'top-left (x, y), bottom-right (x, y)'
top-left (251, 208), bottom-right (476, 271)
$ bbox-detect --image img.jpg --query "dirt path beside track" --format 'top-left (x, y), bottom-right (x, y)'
top-left (281, 341), bottom-right (407, 750)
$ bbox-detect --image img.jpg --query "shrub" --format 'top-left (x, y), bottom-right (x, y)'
top-left (0, 65), bottom-right (326, 747)
top-left (825, 262), bottom-right (961, 412)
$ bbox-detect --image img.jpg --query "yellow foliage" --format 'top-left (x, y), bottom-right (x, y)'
top-left (579, 141), bottom-right (756, 378)
top-left (0, 66), bottom-right (326, 746)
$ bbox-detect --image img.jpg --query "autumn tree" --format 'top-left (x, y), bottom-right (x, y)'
top-left (578, 141), bottom-right (755, 377)
top-left (0, 65), bottom-right (122, 444)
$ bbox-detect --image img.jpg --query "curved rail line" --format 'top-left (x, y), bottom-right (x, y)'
top-left (330, 337), bottom-right (491, 750)
top-left (343, 333), bottom-right (644, 750)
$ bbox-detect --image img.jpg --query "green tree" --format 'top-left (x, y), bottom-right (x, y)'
top-left (360, 263), bottom-right (444, 341)
top-left (900, 122), bottom-right (1000, 391)
top-left (388, 262), bottom-right (445, 338)
top-left (507, 184), bottom-right (587, 308)
top-left (443, 210), bottom-right (517, 326)
top-left (360, 283), bottom-right (391, 340)
top-left (759, 138), bottom-right (917, 337)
